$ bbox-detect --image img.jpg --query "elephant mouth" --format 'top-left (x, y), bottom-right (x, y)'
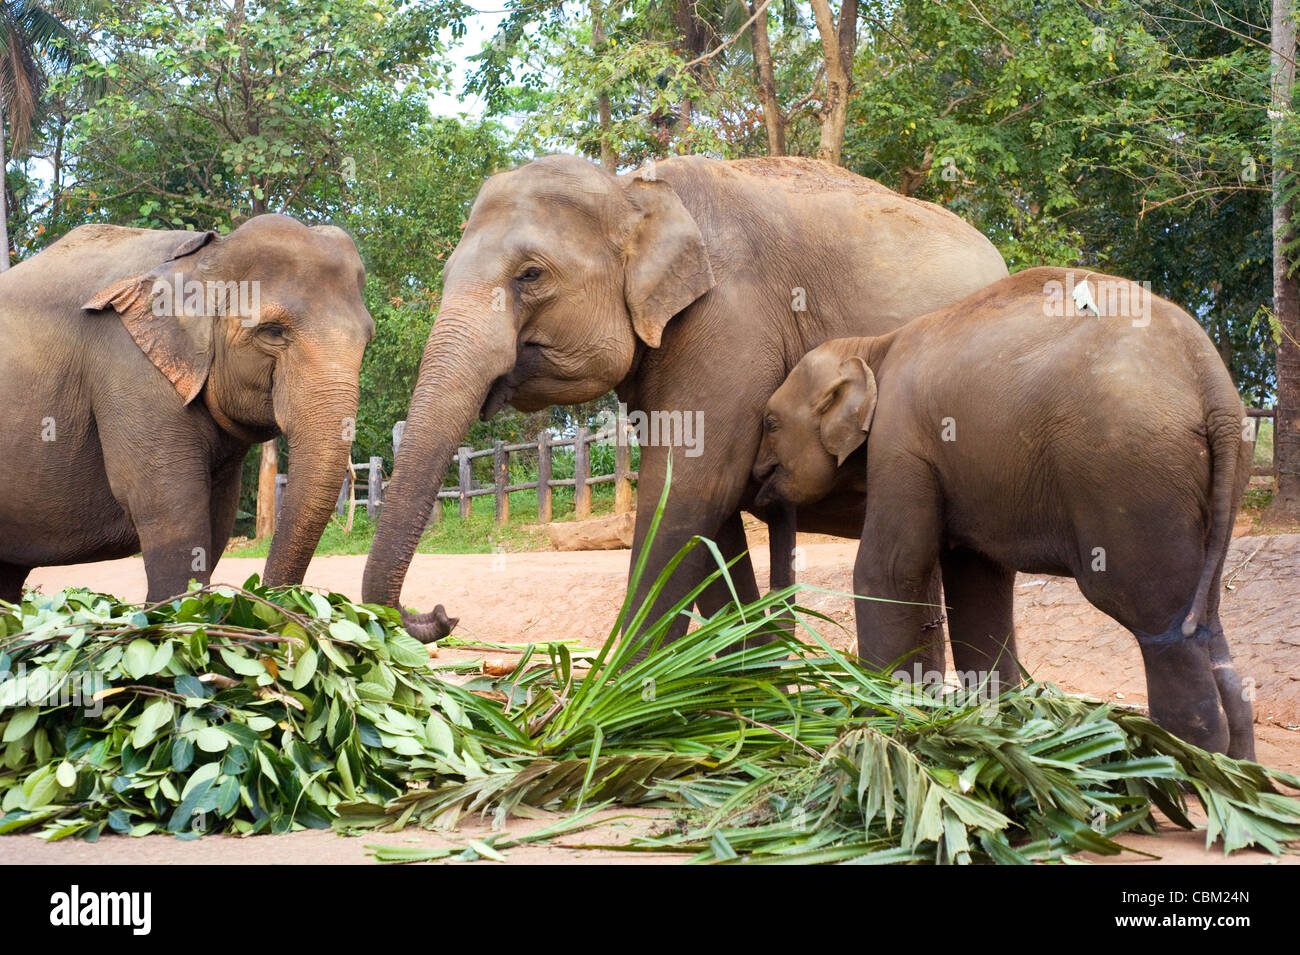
top-left (480, 376), bottom-right (516, 420)
top-left (753, 473), bottom-right (782, 510)
top-left (479, 342), bottom-right (545, 420)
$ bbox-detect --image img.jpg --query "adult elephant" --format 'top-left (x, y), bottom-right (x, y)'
top-left (363, 154), bottom-right (1008, 643)
top-left (0, 215), bottom-right (373, 602)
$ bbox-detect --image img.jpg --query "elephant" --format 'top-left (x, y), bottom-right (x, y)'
top-left (751, 266), bottom-right (1255, 758)
top-left (361, 153), bottom-right (1009, 643)
top-left (0, 214), bottom-right (374, 603)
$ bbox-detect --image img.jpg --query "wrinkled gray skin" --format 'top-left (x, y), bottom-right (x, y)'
top-left (362, 154), bottom-right (1008, 643)
top-left (753, 267), bottom-right (1254, 758)
top-left (0, 215), bottom-right (374, 603)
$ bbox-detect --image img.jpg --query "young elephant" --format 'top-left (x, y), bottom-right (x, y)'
top-left (0, 215), bottom-right (374, 603)
top-left (752, 267), bottom-right (1254, 758)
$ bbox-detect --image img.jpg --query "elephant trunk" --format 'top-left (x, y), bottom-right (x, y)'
top-left (362, 288), bottom-right (516, 640)
top-left (262, 370), bottom-right (360, 588)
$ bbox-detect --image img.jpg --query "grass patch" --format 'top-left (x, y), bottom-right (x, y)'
top-left (1254, 419), bottom-right (1274, 469)
top-left (225, 483), bottom-right (629, 558)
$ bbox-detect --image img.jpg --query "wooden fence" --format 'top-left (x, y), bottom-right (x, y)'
top-left (273, 408), bottom-right (1277, 527)
top-left (274, 422), bottom-right (637, 527)
top-left (1249, 407), bottom-right (1276, 478)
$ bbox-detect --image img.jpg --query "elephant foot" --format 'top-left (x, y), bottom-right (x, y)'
top-left (1135, 624), bottom-right (1230, 755)
top-left (401, 605), bottom-right (459, 644)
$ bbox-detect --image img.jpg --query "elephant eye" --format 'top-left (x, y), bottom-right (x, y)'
top-left (257, 323), bottom-right (288, 342)
top-left (764, 415), bottom-right (778, 433)
top-left (516, 266), bottom-right (543, 283)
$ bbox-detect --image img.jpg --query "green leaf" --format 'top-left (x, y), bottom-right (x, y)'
top-left (180, 760), bottom-right (221, 802)
top-left (387, 632), bottom-right (428, 668)
top-left (55, 761), bottom-right (77, 788)
top-left (132, 699), bottom-right (175, 749)
top-left (219, 648), bottom-right (266, 677)
top-left (292, 648), bottom-right (318, 689)
top-left (123, 639), bottom-right (158, 679)
top-left (2, 708), bottom-right (38, 743)
top-left (328, 620), bottom-right (370, 643)
top-left (150, 640), bottom-right (175, 674)
top-left (172, 736), bottom-right (195, 772)
top-left (195, 727), bottom-right (230, 753)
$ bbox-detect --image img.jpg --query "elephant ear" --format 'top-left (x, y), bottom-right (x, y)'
top-left (82, 231), bottom-right (218, 405)
top-left (816, 356), bottom-right (878, 467)
top-left (620, 176), bottom-right (716, 348)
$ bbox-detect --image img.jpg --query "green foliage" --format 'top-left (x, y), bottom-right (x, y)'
top-left (339, 97), bottom-right (515, 465)
top-left (58, 0), bottom-right (454, 229)
top-left (0, 580), bottom-right (464, 839)
top-left (843, 0), bottom-right (1275, 395)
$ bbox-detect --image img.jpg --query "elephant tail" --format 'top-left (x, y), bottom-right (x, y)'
top-left (1181, 389), bottom-right (1246, 638)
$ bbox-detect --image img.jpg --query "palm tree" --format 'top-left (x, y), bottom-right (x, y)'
top-left (0, 0), bottom-right (79, 270)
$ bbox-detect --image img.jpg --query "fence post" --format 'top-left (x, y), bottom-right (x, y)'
top-left (458, 446), bottom-right (472, 520)
top-left (574, 426), bottom-right (591, 520)
top-left (537, 431), bottom-right (552, 523)
top-left (615, 429), bottom-right (632, 514)
top-left (274, 474), bottom-right (288, 524)
top-left (494, 440), bottom-right (509, 525)
top-left (392, 420), bottom-right (406, 460)
top-left (335, 466), bottom-right (351, 516)
top-left (368, 456), bottom-right (383, 519)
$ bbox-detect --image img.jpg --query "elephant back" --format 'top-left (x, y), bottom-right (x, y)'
top-left (0, 225), bottom-right (210, 313)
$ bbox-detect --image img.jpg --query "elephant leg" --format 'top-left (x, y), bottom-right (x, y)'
top-left (626, 441), bottom-right (755, 650)
top-left (758, 498), bottom-right (799, 647)
top-left (853, 467), bottom-right (946, 677)
top-left (1206, 618), bottom-right (1255, 760)
top-left (136, 510), bottom-right (214, 603)
top-left (99, 424), bottom-right (215, 602)
top-left (208, 455), bottom-right (245, 570)
top-left (940, 547), bottom-right (1021, 698)
top-left (763, 499), bottom-right (797, 592)
top-left (0, 561), bottom-right (30, 604)
top-left (694, 509), bottom-right (776, 654)
top-left (1132, 624), bottom-right (1230, 755)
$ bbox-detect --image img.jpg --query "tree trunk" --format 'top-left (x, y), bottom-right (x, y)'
top-left (673, 0), bottom-right (711, 140)
top-left (809, 0), bottom-right (858, 165)
top-left (592, 0), bottom-right (614, 171)
top-left (256, 439), bottom-right (279, 539)
top-left (249, 179), bottom-right (276, 538)
top-left (0, 110), bottom-right (9, 272)
top-left (749, 0), bottom-right (786, 155)
top-left (1271, 0), bottom-right (1300, 519)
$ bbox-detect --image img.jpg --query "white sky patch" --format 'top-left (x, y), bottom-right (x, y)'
top-left (430, 10), bottom-right (506, 118)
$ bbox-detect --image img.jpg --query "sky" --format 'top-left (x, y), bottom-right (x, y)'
top-left (429, 9), bottom-right (508, 118)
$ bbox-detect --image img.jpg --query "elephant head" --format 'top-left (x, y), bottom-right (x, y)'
top-left (753, 340), bottom-right (878, 508)
top-left (362, 155), bottom-right (716, 638)
top-left (83, 214), bottom-right (374, 586)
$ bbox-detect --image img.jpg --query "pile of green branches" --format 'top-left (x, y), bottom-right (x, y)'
top-left (2, 488), bottom-right (1298, 862)
top-left (0, 583), bottom-right (478, 840)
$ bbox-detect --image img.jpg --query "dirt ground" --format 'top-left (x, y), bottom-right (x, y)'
top-left (7, 524), bottom-right (1300, 865)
